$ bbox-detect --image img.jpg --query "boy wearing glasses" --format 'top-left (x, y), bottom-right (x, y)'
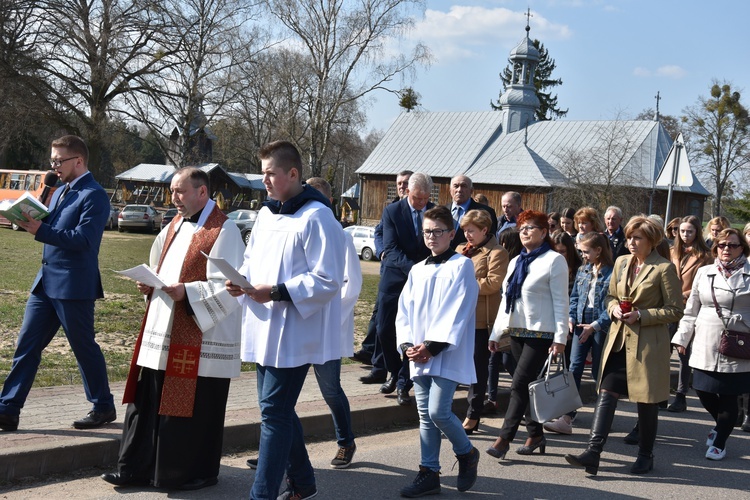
top-left (396, 206), bottom-right (480, 497)
top-left (0, 135), bottom-right (115, 432)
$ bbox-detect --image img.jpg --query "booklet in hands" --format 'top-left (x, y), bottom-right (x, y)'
top-left (0, 191), bottom-right (49, 223)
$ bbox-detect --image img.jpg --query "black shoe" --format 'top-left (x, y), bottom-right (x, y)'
top-left (360, 372), bottom-right (387, 384)
top-left (397, 388), bottom-right (412, 405)
top-left (350, 350), bottom-right (373, 365)
top-left (630, 453), bottom-right (654, 474)
top-left (246, 458), bottom-right (258, 469)
top-left (179, 477), bottom-right (218, 490)
top-left (0, 413), bottom-right (19, 432)
top-left (101, 471), bottom-right (150, 487)
top-left (455, 447), bottom-right (479, 492)
top-left (482, 400), bottom-right (497, 415)
top-left (667, 393), bottom-right (687, 412)
top-left (380, 376), bottom-right (397, 394)
top-left (463, 419), bottom-right (480, 435)
top-left (400, 466), bottom-right (440, 498)
top-left (742, 414), bottom-right (750, 433)
top-left (73, 408), bottom-right (116, 429)
top-left (564, 449), bottom-right (601, 475)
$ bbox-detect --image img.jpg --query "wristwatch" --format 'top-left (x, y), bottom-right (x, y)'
top-left (270, 285), bottom-right (282, 301)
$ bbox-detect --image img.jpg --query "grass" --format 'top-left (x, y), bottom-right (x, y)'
top-left (0, 229), bottom-right (379, 387)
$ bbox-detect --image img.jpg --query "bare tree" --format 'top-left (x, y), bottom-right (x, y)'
top-left (1, 0), bottom-right (181, 183)
top-left (682, 81), bottom-right (750, 217)
top-left (552, 119), bottom-right (651, 216)
top-left (121, 0), bottom-right (266, 168)
top-left (263, 0), bottom-right (430, 177)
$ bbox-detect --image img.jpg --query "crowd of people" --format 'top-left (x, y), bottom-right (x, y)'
top-left (0, 137), bottom-right (747, 498)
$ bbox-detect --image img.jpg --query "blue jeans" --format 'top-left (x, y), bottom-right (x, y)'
top-left (569, 309), bottom-right (605, 390)
top-left (413, 375), bottom-right (473, 471)
top-left (313, 359), bottom-right (355, 447)
top-left (0, 290), bottom-right (113, 416)
top-left (251, 364), bottom-right (313, 500)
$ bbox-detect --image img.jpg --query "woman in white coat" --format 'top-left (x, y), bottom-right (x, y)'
top-left (672, 228), bottom-right (750, 460)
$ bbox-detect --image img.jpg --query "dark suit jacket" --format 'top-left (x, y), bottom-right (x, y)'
top-left (379, 198), bottom-right (434, 294)
top-left (607, 226), bottom-right (630, 259)
top-left (448, 200), bottom-right (499, 248)
top-left (32, 171), bottom-right (109, 300)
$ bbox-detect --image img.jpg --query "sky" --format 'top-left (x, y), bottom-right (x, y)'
top-left (363, 0), bottom-right (750, 133)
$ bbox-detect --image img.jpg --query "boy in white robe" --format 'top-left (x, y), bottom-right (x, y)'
top-left (228, 141), bottom-right (345, 500)
top-left (396, 206), bottom-right (480, 497)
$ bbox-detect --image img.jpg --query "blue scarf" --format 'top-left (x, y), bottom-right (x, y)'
top-left (504, 241), bottom-right (552, 313)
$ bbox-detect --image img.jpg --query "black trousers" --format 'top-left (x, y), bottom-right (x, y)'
top-left (466, 329), bottom-right (490, 420)
top-left (499, 336), bottom-right (553, 441)
top-left (118, 368), bottom-right (230, 488)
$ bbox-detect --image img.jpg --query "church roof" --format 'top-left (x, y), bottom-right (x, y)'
top-left (356, 111), bottom-right (709, 195)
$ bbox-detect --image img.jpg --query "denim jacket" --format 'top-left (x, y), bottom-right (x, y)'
top-left (569, 263), bottom-right (614, 332)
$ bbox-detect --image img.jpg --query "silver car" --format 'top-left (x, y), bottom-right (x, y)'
top-left (343, 225), bottom-right (378, 261)
top-left (118, 204), bottom-right (162, 233)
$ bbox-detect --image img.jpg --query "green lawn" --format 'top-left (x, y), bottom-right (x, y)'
top-left (0, 229), bottom-right (379, 387)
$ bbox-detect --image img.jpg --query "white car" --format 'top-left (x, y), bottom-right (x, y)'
top-left (343, 225), bottom-right (378, 261)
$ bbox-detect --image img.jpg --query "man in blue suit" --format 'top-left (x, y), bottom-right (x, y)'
top-left (447, 175), bottom-right (498, 249)
top-left (369, 172), bottom-right (434, 405)
top-left (0, 135), bottom-right (115, 432)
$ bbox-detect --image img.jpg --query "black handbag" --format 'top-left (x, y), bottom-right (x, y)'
top-left (710, 276), bottom-right (750, 360)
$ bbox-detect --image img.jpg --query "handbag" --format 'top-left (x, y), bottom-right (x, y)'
top-left (528, 352), bottom-right (582, 423)
top-left (710, 276), bottom-right (750, 360)
top-left (495, 328), bottom-right (512, 352)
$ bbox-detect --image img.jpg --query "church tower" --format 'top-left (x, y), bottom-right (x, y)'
top-left (498, 16), bottom-right (541, 134)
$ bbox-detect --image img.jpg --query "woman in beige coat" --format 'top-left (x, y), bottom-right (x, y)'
top-left (672, 228), bottom-right (750, 460)
top-left (456, 209), bottom-right (509, 434)
top-left (565, 216), bottom-right (683, 476)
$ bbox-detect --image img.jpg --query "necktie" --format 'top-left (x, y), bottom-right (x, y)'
top-left (414, 209), bottom-right (422, 236)
top-left (54, 184), bottom-right (70, 210)
top-left (452, 206), bottom-right (463, 229)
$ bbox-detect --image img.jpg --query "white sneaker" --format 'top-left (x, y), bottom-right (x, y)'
top-left (543, 415), bottom-right (573, 435)
top-left (706, 428), bottom-right (717, 447)
top-left (706, 445), bottom-right (726, 460)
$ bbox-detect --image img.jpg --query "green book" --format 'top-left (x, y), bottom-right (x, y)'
top-left (0, 191), bottom-right (50, 223)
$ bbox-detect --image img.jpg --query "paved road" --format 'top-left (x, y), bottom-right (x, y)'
top-left (2, 394), bottom-right (748, 499)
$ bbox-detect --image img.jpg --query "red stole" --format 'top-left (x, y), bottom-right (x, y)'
top-left (122, 206), bottom-right (228, 417)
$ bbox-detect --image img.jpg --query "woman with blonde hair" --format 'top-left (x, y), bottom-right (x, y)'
top-left (565, 216), bottom-right (683, 475)
top-left (705, 216), bottom-right (730, 247)
top-left (456, 210), bottom-right (509, 434)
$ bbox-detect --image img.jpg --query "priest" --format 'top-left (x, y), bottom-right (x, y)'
top-left (101, 167), bottom-right (244, 490)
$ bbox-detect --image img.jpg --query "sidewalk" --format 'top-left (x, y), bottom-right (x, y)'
top-left (0, 360), bottom-right (603, 482)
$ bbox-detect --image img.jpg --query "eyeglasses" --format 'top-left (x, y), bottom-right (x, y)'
top-left (422, 228), bottom-right (449, 238)
top-left (717, 243), bottom-right (742, 250)
top-left (50, 156), bottom-right (80, 168)
top-left (519, 225), bottom-right (541, 233)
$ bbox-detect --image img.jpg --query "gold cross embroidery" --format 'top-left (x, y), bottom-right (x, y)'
top-left (171, 349), bottom-right (197, 375)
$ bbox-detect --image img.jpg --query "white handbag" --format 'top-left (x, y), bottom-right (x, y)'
top-left (528, 352), bottom-right (582, 423)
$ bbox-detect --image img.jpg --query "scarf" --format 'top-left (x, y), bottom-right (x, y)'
top-left (716, 254), bottom-right (747, 279)
top-left (504, 241), bottom-right (552, 313)
top-left (460, 235), bottom-right (491, 258)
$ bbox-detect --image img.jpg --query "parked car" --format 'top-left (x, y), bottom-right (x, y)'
top-left (226, 209), bottom-right (258, 245)
top-left (343, 225), bottom-right (378, 261)
top-left (106, 205), bottom-right (119, 230)
top-left (118, 204), bottom-right (162, 233)
top-left (161, 208), bottom-right (178, 230)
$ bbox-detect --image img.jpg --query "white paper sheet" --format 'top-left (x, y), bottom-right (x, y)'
top-left (201, 251), bottom-right (254, 289)
top-left (115, 264), bottom-right (167, 289)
